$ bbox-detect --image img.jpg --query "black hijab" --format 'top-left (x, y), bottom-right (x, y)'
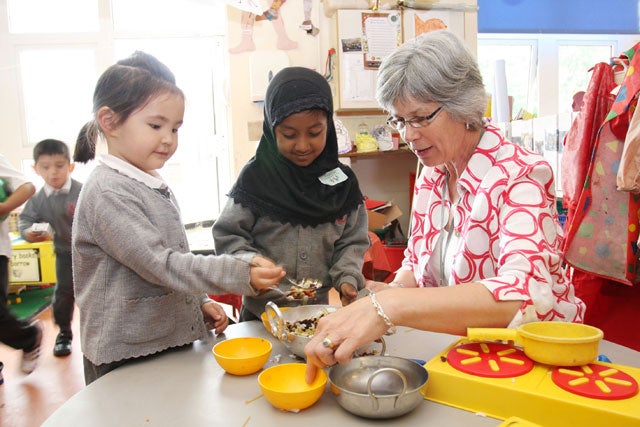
top-left (228, 66), bottom-right (364, 227)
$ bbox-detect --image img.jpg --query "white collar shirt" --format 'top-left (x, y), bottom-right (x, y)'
top-left (44, 177), bottom-right (72, 197)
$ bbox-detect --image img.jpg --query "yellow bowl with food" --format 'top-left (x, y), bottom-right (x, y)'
top-left (212, 337), bottom-right (272, 375)
top-left (258, 363), bottom-right (327, 411)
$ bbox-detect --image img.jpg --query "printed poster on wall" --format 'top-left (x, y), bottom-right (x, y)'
top-left (361, 12), bottom-right (402, 70)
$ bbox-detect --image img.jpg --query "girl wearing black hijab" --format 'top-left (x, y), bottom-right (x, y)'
top-left (213, 67), bottom-right (369, 321)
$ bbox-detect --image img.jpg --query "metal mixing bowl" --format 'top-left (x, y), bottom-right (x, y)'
top-left (264, 301), bottom-right (339, 358)
top-left (328, 356), bottom-right (429, 419)
top-left (263, 302), bottom-right (386, 359)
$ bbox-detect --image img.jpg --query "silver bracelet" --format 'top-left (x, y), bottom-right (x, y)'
top-left (369, 292), bottom-right (397, 335)
top-left (389, 281), bottom-right (405, 288)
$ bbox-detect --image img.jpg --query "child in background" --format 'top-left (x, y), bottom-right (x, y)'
top-left (0, 154), bottom-right (42, 374)
top-left (212, 66), bottom-right (369, 321)
top-left (72, 51), bottom-right (284, 384)
top-left (19, 139), bottom-right (81, 357)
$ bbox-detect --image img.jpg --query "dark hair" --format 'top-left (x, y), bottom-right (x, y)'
top-left (74, 51), bottom-right (183, 163)
top-left (73, 123), bottom-right (95, 163)
top-left (33, 139), bottom-right (70, 163)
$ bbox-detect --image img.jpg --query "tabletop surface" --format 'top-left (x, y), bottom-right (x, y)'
top-left (43, 320), bottom-right (640, 427)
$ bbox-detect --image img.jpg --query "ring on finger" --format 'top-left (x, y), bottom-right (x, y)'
top-left (322, 337), bottom-right (335, 349)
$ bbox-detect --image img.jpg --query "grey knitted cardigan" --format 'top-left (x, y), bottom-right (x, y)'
top-left (213, 198), bottom-right (369, 318)
top-left (73, 164), bottom-right (258, 365)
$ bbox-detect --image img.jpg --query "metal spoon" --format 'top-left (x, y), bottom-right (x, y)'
top-left (232, 257), bottom-right (286, 295)
top-left (286, 276), bottom-right (304, 288)
top-left (286, 277), bottom-right (323, 289)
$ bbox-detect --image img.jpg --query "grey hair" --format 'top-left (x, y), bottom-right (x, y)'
top-left (376, 30), bottom-right (488, 130)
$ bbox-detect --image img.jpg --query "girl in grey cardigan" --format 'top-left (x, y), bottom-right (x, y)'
top-left (72, 51), bottom-right (284, 385)
top-left (213, 67), bottom-right (369, 321)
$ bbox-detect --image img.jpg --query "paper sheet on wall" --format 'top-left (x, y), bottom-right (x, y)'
top-left (341, 52), bottom-right (377, 101)
top-left (362, 12), bottom-right (402, 70)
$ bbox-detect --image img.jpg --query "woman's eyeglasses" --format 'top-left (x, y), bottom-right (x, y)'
top-left (386, 106), bottom-right (443, 131)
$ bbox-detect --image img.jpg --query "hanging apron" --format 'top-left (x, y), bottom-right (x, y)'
top-left (562, 43), bottom-right (640, 286)
top-left (561, 62), bottom-right (617, 220)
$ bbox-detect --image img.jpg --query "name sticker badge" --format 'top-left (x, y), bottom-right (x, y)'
top-left (319, 167), bottom-right (348, 186)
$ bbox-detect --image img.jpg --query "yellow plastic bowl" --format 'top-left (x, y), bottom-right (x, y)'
top-left (258, 363), bottom-right (327, 411)
top-left (212, 337), bottom-right (272, 375)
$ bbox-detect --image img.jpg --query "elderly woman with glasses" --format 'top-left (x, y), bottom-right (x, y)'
top-left (304, 30), bottom-right (585, 382)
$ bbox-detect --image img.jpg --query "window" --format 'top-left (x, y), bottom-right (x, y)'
top-left (113, 38), bottom-right (229, 223)
top-left (18, 48), bottom-right (97, 145)
top-left (111, 0), bottom-right (222, 34)
top-left (4, 0), bottom-right (229, 223)
top-left (478, 34), bottom-right (637, 118)
top-left (557, 43), bottom-right (614, 113)
top-left (476, 0), bottom-right (639, 118)
top-left (477, 40), bottom-right (537, 118)
top-left (8, 0), bottom-right (99, 33)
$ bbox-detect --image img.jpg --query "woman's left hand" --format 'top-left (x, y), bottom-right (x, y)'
top-left (202, 301), bottom-right (229, 334)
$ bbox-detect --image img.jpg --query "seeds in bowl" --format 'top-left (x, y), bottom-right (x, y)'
top-left (285, 312), bottom-right (328, 337)
top-left (285, 278), bottom-right (322, 302)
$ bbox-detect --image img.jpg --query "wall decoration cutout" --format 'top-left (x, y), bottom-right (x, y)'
top-left (405, 9), bottom-right (465, 41)
top-left (228, 0), bottom-right (298, 54)
top-left (227, 0), bottom-right (320, 54)
top-left (249, 50), bottom-right (290, 101)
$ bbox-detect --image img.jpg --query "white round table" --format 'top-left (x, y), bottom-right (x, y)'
top-left (43, 321), bottom-right (640, 427)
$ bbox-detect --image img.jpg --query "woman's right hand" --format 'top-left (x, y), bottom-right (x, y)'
top-left (249, 255), bottom-right (285, 290)
top-left (365, 280), bottom-right (390, 293)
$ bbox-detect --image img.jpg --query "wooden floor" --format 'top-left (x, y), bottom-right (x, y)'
top-left (0, 306), bottom-right (83, 427)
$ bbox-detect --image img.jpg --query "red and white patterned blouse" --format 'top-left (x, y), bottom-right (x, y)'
top-left (400, 125), bottom-right (585, 327)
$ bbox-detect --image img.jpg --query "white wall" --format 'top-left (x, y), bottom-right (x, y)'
top-left (223, 1), bottom-right (333, 176)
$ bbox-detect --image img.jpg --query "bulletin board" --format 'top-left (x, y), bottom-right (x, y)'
top-left (336, 6), bottom-right (476, 112)
top-left (336, 9), bottom-right (402, 111)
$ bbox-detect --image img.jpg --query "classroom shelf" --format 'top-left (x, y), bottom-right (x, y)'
top-left (339, 146), bottom-right (413, 159)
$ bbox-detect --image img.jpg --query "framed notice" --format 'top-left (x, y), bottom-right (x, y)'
top-left (361, 12), bottom-right (402, 70)
top-left (9, 248), bottom-right (42, 283)
top-left (336, 5), bottom-right (476, 111)
top-left (337, 9), bottom-right (402, 110)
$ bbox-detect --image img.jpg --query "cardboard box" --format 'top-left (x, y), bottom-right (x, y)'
top-left (367, 204), bottom-right (403, 231)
